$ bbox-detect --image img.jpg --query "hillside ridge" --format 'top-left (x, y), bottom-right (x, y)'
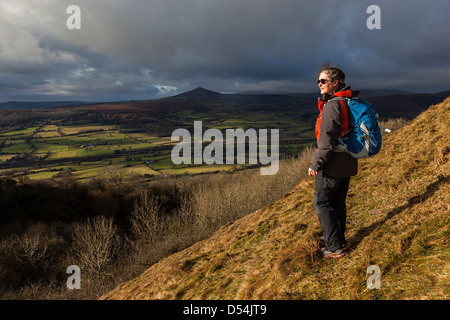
top-left (101, 98), bottom-right (449, 300)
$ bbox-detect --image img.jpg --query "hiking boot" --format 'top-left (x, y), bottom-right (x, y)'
top-left (319, 247), bottom-right (345, 259)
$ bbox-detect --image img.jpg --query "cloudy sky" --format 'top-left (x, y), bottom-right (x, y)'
top-left (1, 0), bottom-right (449, 102)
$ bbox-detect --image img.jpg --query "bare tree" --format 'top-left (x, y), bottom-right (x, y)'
top-left (129, 190), bottom-right (164, 245)
top-left (71, 216), bottom-right (122, 276)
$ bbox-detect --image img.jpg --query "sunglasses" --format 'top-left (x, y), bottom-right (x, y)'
top-left (317, 79), bottom-right (330, 85)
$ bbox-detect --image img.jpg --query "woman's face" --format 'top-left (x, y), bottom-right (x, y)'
top-left (318, 72), bottom-right (338, 95)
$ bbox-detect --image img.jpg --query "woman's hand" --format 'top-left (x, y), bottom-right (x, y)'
top-left (308, 168), bottom-right (319, 176)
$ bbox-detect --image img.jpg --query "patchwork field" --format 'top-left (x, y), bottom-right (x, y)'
top-left (0, 124), bottom-right (173, 181)
top-left (0, 116), bottom-right (314, 182)
top-left (0, 89), bottom-right (324, 182)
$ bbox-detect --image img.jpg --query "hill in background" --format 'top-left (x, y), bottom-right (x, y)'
top-left (101, 98), bottom-right (449, 300)
top-left (0, 101), bottom-right (91, 110)
top-left (3, 87), bottom-right (449, 122)
top-left (76, 87), bottom-right (450, 120)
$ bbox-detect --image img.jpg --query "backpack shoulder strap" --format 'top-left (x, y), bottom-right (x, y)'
top-left (329, 96), bottom-right (359, 102)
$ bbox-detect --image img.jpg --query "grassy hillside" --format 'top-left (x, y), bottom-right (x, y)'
top-left (101, 98), bottom-right (449, 300)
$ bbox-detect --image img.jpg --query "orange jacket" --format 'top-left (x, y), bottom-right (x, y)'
top-left (315, 89), bottom-right (352, 144)
top-left (310, 88), bottom-right (358, 177)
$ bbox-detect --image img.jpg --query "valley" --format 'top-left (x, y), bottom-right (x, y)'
top-left (0, 88), bottom-right (319, 182)
top-left (2, 87), bottom-right (448, 183)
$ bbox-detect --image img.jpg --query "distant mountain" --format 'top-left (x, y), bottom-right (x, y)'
top-left (75, 87), bottom-right (315, 117)
top-left (0, 101), bottom-right (91, 110)
top-left (2, 88), bottom-right (450, 120)
top-left (284, 89), bottom-right (450, 119)
top-left (239, 89), bottom-right (412, 99)
top-left (358, 89), bottom-right (413, 97)
top-left (364, 91), bottom-right (450, 119)
top-left (433, 90), bottom-right (450, 98)
top-left (171, 87), bottom-right (222, 100)
top-left (71, 87), bottom-right (450, 120)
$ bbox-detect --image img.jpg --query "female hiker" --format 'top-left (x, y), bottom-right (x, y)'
top-left (308, 64), bottom-right (359, 259)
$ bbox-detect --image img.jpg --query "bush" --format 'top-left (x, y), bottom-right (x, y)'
top-left (13, 224), bottom-right (64, 274)
top-left (129, 190), bottom-right (164, 245)
top-left (0, 223), bottom-right (67, 291)
top-left (71, 216), bottom-right (122, 276)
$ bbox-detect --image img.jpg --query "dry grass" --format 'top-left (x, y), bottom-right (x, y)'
top-left (101, 99), bottom-right (450, 300)
top-left (379, 117), bottom-right (409, 134)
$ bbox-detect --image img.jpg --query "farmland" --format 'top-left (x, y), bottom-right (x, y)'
top-left (0, 123), bottom-right (177, 181)
top-left (0, 113), bottom-right (315, 182)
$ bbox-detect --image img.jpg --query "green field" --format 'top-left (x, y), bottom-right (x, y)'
top-left (0, 109), bottom-right (315, 182)
top-left (0, 124), bottom-right (167, 181)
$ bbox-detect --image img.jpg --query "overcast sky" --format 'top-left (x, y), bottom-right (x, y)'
top-left (1, 0), bottom-right (449, 102)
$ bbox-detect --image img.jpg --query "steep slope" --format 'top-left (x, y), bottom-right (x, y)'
top-left (101, 99), bottom-right (449, 300)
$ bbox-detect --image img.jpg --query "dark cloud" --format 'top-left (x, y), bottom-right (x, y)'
top-left (1, 0), bottom-right (449, 102)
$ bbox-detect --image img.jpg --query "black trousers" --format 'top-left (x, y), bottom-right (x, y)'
top-left (313, 171), bottom-right (350, 252)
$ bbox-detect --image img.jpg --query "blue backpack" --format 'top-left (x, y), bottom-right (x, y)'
top-left (330, 97), bottom-right (385, 158)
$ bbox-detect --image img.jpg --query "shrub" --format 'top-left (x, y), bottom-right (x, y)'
top-left (129, 190), bottom-right (164, 244)
top-left (71, 216), bottom-right (122, 276)
top-left (0, 222), bottom-right (66, 290)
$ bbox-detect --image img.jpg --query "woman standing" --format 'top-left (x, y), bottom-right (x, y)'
top-left (309, 63), bottom-right (359, 259)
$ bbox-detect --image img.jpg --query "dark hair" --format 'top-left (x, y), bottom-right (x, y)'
top-left (318, 63), bottom-right (346, 92)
